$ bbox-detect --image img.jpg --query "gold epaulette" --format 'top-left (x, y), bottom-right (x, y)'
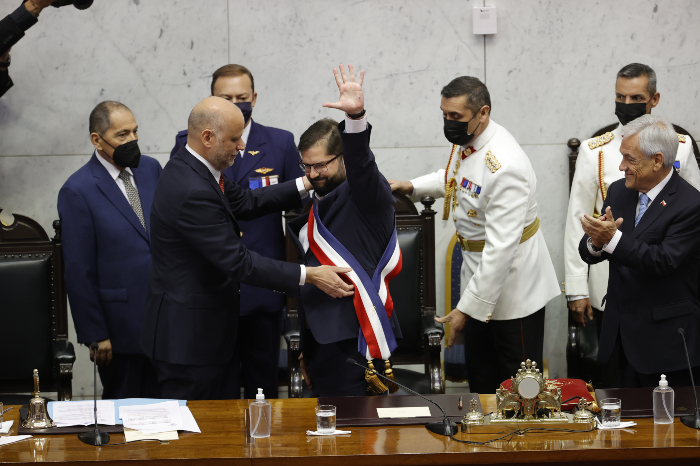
top-left (485, 151), bottom-right (501, 173)
top-left (587, 132), bottom-right (614, 150)
top-left (678, 133), bottom-right (687, 143)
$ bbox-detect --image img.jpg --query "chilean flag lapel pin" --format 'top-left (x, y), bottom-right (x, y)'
top-left (661, 200), bottom-right (667, 206)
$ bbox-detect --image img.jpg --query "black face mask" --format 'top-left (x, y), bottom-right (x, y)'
top-left (443, 110), bottom-right (481, 146)
top-left (100, 137), bottom-right (142, 168)
top-left (615, 100), bottom-right (649, 126)
top-left (234, 101), bottom-right (253, 124)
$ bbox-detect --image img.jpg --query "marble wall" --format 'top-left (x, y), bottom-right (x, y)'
top-left (1, 0), bottom-right (697, 396)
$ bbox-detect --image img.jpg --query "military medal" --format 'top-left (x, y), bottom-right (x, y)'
top-left (460, 177), bottom-right (481, 198)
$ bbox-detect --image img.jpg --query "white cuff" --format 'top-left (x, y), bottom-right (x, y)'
top-left (344, 115), bottom-right (368, 133)
top-left (567, 295), bottom-right (589, 302)
top-left (299, 265), bottom-right (306, 286)
top-left (296, 177), bottom-right (308, 199)
top-left (603, 230), bottom-right (622, 254)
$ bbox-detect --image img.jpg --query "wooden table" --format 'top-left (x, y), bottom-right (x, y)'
top-left (2, 396), bottom-right (700, 465)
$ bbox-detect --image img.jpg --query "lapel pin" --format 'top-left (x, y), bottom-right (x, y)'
top-left (249, 151), bottom-right (260, 156)
top-left (661, 200), bottom-right (666, 206)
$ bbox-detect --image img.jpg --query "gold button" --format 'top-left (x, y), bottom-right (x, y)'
top-left (453, 217), bottom-right (457, 222)
top-left (240, 231), bottom-right (244, 237)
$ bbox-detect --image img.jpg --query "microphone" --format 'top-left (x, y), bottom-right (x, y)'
top-left (78, 342), bottom-right (110, 445)
top-left (678, 328), bottom-right (700, 429)
top-left (346, 358), bottom-right (458, 436)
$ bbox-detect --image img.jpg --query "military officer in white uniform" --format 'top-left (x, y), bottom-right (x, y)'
top-left (564, 63), bottom-right (700, 368)
top-left (390, 77), bottom-right (560, 394)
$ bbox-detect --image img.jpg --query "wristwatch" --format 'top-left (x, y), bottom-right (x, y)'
top-left (0, 55), bottom-right (11, 68)
top-left (347, 109), bottom-right (366, 119)
top-left (586, 237), bottom-right (603, 254)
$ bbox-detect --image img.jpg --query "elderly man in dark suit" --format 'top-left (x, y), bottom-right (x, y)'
top-left (142, 96), bottom-right (353, 400)
top-left (58, 101), bottom-right (161, 399)
top-left (579, 114), bottom-right (700, 388)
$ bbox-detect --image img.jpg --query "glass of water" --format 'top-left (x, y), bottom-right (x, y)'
top-left (315, 405), bottom-right (336, 433)
top-left (601, 398), bottom-right (621, 427)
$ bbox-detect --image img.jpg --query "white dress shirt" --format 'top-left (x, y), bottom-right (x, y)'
top-left (589, 168), bottom-right (674, 256)
top-left (237, 121), bottom-right (253, 158)
top-left (95, 150), bottom-right (138, 201)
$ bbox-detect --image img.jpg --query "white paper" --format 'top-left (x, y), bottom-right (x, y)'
top-left (120, 401), bottom-right (183, 434)
top-left (0, 435), bottom-right (32, 447)
top-left (52, 400), bottom-right (116, 427)
top-left (123, 427), bottom-right (178, 443)
top-left (0, 420), bottom-right (14, 434)
top-left (596, 418), bottom-right (637, 430)
top-left (180, 406), bottom-right (200, 433)
top-left (306, 430), bottom-right (351, 436)
top-left (376, 406), bottom-right (432, 418)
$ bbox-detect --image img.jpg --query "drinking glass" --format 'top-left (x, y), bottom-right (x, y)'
top-left (315, 405), bottom-right (336, 433)
top-left (601, 398), bottom-right (621, 427)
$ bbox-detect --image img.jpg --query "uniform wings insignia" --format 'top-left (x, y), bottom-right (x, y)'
top-left (485, 151), bottom-right (501, 173)
top-left (249, 151), bottom-right (260, 156)
top-left (587, 132), bottom-right (614, 150)
top-left (254, 167), bottom-right (273, 175)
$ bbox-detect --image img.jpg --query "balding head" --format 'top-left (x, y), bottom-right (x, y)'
top-left (187, 96), bottom-right (246, 171)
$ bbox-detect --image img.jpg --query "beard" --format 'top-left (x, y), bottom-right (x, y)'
top-left (310, 160), bottom-right (347, 197)
top-left (210, 142), bottom-right (236, 171)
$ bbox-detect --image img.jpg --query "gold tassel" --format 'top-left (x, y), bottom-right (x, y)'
top-left (443, 178), bottom-right (455, 220)
top-left (384, 360), bottom-right (399, 394)
top-left (365, 360), bottom-right (388, 395)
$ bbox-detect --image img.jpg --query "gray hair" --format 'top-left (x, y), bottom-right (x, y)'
top-left (187, 106), bottom-right (224, 136)
top-left (617, 63), bottom-right (657, 96)
top-left (89, 101), bottom-right (131, 134)
top-left (621, 114), bottom-right (678, 169)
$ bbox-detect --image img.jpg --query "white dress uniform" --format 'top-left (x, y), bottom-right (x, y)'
top-left (409, 120), bottom-right (561, 323)
top-left (564, 125), bottom-right (700, 310)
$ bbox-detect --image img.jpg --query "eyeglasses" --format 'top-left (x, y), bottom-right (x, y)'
top-left (298, 154), bottom-right (342, 175)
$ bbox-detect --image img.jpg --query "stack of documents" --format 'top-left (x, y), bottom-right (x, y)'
top-left (52, 400), bottom-right (116, 427)
top-left (120, 401), bottom-right (183, 434)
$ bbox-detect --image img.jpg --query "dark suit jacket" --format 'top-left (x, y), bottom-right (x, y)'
top-left (57, 152), bottom-right (161, 354)
top-left (288, 122), bottom-right (402, 345)
top-left (141, 145), bottom-right (303, 366)
top-left (170, 121), bottom-right (303, 316)
top-left (579, 171), bottom-right (700, 373)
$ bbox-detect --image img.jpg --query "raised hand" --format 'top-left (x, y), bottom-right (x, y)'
top-left (323, 64), bottom-right (365, 116)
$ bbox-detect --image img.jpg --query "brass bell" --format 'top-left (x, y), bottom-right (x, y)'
top-left (22, 369), bottom-right (54, 429)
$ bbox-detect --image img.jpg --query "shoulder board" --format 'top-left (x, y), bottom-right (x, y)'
top-left (485, 151), bottom-right (501, 173)
top-left (587, 132), bottom-right (614, 150)
top-left (678, 133), bottom-right (687, 143)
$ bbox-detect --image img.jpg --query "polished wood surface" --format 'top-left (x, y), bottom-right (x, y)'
top-left (2, 396), bottom-right (700, 465)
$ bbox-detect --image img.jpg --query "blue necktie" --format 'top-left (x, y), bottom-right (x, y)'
top-left (635, 193), bottom-right (649, 227)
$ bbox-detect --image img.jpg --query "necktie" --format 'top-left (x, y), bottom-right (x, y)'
top-left (118, 171), bottom-right (147, 232)
top-left (219, 173), bottom-right (225, 194)
top-left (635, 193), bottom-right (649, 227)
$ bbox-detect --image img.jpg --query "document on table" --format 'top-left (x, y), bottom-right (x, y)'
top-left (123, 427), bottom-right (179, 443)
top-left (119, 400), bottom-right (183, 434)
top-left (52, 400), bottom-right (116, 427)
top-left (0, 435), bottom-right (32, 447)
top-left (376, 406), bottom-right (432, 418)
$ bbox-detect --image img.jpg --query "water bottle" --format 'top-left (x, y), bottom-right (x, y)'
top-left (653, 374), bottom-right (674, 424)
top-left (249, 388), bottom-right (271, 438)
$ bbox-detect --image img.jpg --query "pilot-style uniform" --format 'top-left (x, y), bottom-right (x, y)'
top-left (409, 119), bottom-right (560, 394)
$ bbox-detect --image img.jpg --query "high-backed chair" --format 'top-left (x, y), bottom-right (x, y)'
top-left (283, 193), bottom-right (444, 397)
top-left (565, 124), bottom-right (700, 386)
top-left (0, 213), bottom-right (75, 403)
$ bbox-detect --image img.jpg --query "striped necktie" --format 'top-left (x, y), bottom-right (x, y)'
top-left (118, 171), bottom-right (147, 232)
top-left (219, 173), bottom-right (225, 194)
top-left (635, 193), bottom-right (649, 228)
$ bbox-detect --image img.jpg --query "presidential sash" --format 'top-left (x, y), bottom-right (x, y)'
top-left (299, 198), bottom-right (402, 360)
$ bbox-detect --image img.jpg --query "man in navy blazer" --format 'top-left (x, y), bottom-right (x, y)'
top-left (58, 101), bottom-right (161, 399)
top-left (169, 64), bottom-right (303, 399)
top-left (287, 65), bottom-right (401, 396)
top-left (143, 96), bottom-right (352, 400)
top-left (579, 114), bottom-right (700, 387)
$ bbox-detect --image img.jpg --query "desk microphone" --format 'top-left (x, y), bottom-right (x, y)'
top-left (677, 328), bottom-right (700, 429)
top-left (345, 358), bottom-right (458, 436)
top-left (78, 342), bottom-right (110, 445)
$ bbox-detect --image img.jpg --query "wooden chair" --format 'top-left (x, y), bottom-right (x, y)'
top-left (0, 212), bottom-right (75, 403)
top-left (283, 193), bottom-right (444, 397)
top-left (566, 124), bottom-right (699, 386)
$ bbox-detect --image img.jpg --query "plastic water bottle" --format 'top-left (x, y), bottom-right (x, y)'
top-left (249, 388), bottom-right (271, 438)
top-left (653, 374), bottom-right (674, 424)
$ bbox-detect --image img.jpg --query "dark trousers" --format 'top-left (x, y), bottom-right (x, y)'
top-left (221, 310), bottom-right (284, 399)
top-left (464, 307), bottom-right (545, 395)
top-left (593, 308), bottom-right (620, 388)
top-left (97, 353), bottom-right (159, 399)
top-left (617, 333), bottom-right (700, 388)
top-left (304, 330), bottom-right (386, 397)
top-left (151, 359), bottom-right (226, 400)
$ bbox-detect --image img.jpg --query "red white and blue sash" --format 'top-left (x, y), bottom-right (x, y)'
top-left (299, 198), bottom-right (402, 360)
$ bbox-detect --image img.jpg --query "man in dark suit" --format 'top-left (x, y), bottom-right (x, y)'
top-left (287, 65), bottom-right (402, 397)
top-left (58, 101), bottom-right (161, 399)
top-left (142, 96), bottom-right (353, 400)
top-left (170, 64), bottom-right (303, 399)
top-left (579, 114), bottom-right (700, 388)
